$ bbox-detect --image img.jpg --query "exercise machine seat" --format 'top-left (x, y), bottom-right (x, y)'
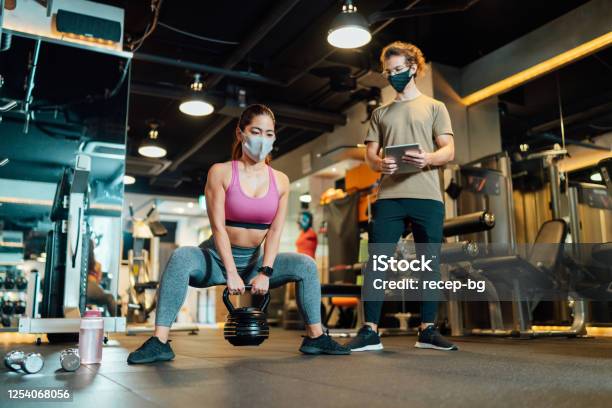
top-left (473, 220), bottom-right (568, 293)
top-left (321, 284), bottom-right (361, 298)
top-left (591, 242), bottom-right (612, 264)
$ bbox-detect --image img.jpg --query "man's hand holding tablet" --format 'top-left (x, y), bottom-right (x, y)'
top-left (402, 147), bottom-right (431, 169)
top-left (383, 143), bottom-right (425, 174)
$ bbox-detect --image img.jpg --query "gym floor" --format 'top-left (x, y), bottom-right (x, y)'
top-left (1, 329), bottom-right (612, 407)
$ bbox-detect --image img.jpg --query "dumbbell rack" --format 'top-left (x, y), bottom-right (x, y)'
top-left (0, 264), bottom-right (29, 333)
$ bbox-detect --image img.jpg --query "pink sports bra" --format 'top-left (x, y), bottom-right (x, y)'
top-left (225, 161), bottom-right (280, 229)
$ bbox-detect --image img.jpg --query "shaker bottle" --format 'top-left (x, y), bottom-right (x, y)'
top-left (79, 310), bottom-right (104, 364)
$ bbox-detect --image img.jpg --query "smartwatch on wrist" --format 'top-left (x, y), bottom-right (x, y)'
top-left (258, 266), bottom-right (273, 277)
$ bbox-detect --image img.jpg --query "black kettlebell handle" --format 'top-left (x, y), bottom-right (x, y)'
top-left (223, 285), bottom-right (270, 314)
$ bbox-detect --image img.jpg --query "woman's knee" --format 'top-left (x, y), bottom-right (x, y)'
top-left (164, 246), bottom-right (202, 276)
top-left (292, 253), bottom-right (319, 282)
top-left (171, 246), bottom-right (201, 263)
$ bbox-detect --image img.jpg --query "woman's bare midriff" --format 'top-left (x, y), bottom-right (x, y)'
top-left (225, 225), bottom-right (268, 248)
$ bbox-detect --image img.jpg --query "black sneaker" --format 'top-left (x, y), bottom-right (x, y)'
top-left (299, 332), bottom-right (351, 355)
top-left (127, 336), bottom-right (176, 364)
top-left (346, 325), bottom-right (384, 352)
top-left (415, 325), bottom-right (458, 351)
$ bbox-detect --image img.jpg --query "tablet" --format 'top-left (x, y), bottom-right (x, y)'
top-left (384, 143), bottom-right (422, 174)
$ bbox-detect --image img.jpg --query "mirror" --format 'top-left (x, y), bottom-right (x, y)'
top-left (0, 34), bottom-right (129, 325)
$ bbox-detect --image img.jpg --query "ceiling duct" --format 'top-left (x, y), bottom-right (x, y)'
top-left (126, 156), bottom-right (172, 177)
top-left (81, 141), bottom-right (126, 160)
top-left (1, 0), bottom-right (129, 58)
top-left (311, 66), bottom-right (357, 92)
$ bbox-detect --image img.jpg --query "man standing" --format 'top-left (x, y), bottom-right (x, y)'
top-left (347, 41), bottom-right (457, 352)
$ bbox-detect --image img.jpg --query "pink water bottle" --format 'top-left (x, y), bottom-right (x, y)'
top-left (79, 310), bottom-right (104, 364)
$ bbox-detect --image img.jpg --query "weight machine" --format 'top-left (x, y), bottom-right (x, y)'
top-left (19, 154), bottom-right (126, 343)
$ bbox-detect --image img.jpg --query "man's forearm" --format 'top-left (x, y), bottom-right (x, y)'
top-left (366, 150), bottom-right (382, 172)
top-left (428, 144), bottom-right (454, 166)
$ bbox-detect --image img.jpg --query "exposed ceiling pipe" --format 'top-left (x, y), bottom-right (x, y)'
top-left (134, 2), bottom-right (299, 92)
top-left (23, 39), bottom-right (42, 134)
top-left (368, 0), bottom-right (481, 24)
top-left (529, 100), bottom-right (612, 134)
top-left (130, 81), bottom-right (345, 130)
top-left (132, 52), bottom-right (288, 87)
top-left (132, 0), bottom-right (418, 89)
top-left (168, 116), bottom-right (234, 172)
top-left (132, 0), bottom-right (480, 93)
top-left (204, 0), bottom-right (302, 89)
top-left (538, 133), bottom-right (611, 152)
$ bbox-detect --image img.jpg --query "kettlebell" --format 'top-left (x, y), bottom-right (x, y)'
top-left (223, 285), bottom-right (270, 346)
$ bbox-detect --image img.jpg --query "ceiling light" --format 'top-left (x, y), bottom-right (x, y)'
top-left (179, 99), bottom-right (214, 116)
top-left (590, 172), bottom-right (603, 182)
top-left (299, 193), bottom-right (312, 203)
top-left (123, 175), bottom-right (136, 185)
top-left (187, 202), bottom-right (194, 208)
top-left (332, 167), bottom-right (337, 172)
top-left (0, 158), bottom-right (9, 167)
top-left (179, 73), bottom-right (214, 116)
top-left (327, 1), bottom-right (371, 49)
top-left (138, 122), bottom-right (167, 158)
top-left (174, 207), bottom-right (185, 214)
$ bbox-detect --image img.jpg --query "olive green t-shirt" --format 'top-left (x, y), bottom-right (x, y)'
top-left (365, 94), bottom-right (453, 202)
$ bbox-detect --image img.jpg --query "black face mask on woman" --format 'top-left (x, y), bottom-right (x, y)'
top-left (388, 70), bottom-right (414, 93)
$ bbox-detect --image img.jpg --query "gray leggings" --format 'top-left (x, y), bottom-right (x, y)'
top-left (155, 238), bottom-right (321, 326)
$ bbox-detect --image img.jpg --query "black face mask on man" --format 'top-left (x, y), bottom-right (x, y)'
top-left (387, 70), bottom-right (414, 93)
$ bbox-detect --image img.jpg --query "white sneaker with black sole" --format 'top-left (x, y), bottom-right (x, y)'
top-left (346, 325), bottom-right (384, 352)
top-left (415, 325), bottom-right (458, 351)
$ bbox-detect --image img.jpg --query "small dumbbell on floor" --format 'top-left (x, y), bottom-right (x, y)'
top-left (4, 350), bottom-right (44, 374)
top-left (60, 348), bottom-right (80, 372)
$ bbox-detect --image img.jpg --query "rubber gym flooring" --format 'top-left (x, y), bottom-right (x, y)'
top-left (1, 328), bottom-right (612, 407)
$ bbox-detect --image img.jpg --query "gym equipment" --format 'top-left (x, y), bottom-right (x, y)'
top-left (15, 275), bottom-right (27, 290)
top-left (2, 300), bottom-right (13, 314)
top-left (600, 157), bottom-right (611, 193)
top-left (4, 350), bottom-right (44, 374)
top-left (123, 203), bottom-right (198, 336)
top-left (223, 285), bottom-right (270, 346)
top-left (14, 300), bottom-right (26, 315)
top-left (40, 157), bottom-right (90, 320)
top-left (126, 204), bottom-right (165, 324)
top-left (19, 155), bottom-right (126, 343)
top-left (439, 241), bottom-right (481, 263)
top-left (4, 274), bottom-right (15, 289)
top-left (474, 219), bottom-right (587, 338)
top-left (444, 152), bottom-right (517, 336)
top-left (0, 275), bottom-right (4, 288)
top-left (59, 348), bottom-right (80, 372)
top-left (446, 149), bottom-right (592, 338)
top-left (443, 211), bottom-right (495, 238)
